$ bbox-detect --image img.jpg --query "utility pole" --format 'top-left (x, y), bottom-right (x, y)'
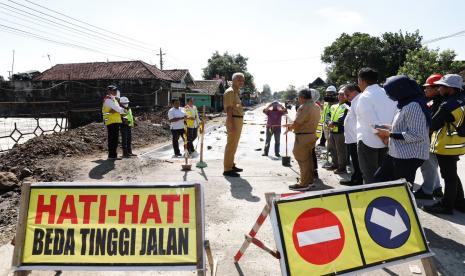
top-left (11, 50), bottom-right (15, 76)
top-left (157, 48), bottom-right (166, 70)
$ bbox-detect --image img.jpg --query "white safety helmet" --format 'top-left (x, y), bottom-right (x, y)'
top-left (119, 96), bottom-right (130, 104)
top-left (325, 85), bottom-right (337, 93)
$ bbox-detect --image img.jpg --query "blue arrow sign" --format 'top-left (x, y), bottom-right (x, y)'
top-left (364, 197), bottom-right (411, 249)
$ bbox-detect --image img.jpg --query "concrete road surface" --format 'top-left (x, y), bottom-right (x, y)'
top-left (1, 104), bottom-right (464, 276)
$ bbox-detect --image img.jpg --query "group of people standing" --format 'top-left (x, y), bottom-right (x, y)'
top-left (316, 68), bottom-right (465, 215)
top-left (102, 85), bottom-right (135, 159)
top-left (167, 97), bottom-right (201, 157)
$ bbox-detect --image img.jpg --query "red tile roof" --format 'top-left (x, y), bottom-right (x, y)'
top-left (34, 60), bottom-right (172, 81)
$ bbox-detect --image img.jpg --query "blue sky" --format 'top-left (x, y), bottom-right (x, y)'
top-left (1, 0), bottom-right (464, 91)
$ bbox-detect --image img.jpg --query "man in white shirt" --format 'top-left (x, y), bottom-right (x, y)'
top-left (167, 99), bottom-right (186, 157)
top-left (355, 68), bottom-right (397, 184)
top-left (340, 84), bottom-right (363, 185)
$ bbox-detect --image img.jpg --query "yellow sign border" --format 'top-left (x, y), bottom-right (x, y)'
top-left (12, 182), bottom-right (204, 272)
top-left (271, 181), bottom-right (431, 276)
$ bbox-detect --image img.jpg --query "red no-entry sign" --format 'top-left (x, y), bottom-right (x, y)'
top-left (292, 208), bottom-right (345, 265)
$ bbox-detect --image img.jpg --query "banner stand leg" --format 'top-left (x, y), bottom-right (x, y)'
top-left (245, 234), bottom-right (281, 259)
top-left (204, 240), bottom-right (217, 276)
top-left (421, 257), bottom-right (438, 276)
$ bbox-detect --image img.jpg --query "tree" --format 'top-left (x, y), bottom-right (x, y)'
top-left (261, 84), bottom-right (272, 101)
top-left (202, 51), bottom-right (256, 93)
top-left (283, 85), bottom-right (297, 101)
top-left (398, 47), bottom-right (465, 85)
top-left (380, 30), bottom-right (423, 77)
top-left (321, 31), bottom-right (423, 85)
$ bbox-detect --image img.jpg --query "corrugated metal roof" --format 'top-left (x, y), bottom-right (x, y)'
top-left (34, 60), bottom-right (172, 81)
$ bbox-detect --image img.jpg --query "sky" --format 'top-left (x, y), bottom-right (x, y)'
top-left (1, 0), bottom-right (464, 92)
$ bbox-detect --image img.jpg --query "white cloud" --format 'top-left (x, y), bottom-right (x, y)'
top-left (315, 7), bottom-right (363, 26)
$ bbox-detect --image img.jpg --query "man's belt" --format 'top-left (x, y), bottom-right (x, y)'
top-left (295, 132), bottom-right (314, 135)
top-left (232, 115), bottom-right (244, 118)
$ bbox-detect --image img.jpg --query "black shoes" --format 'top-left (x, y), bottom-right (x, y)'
top-left (232, 166), bottom-right (243, 172)
top-left (223, 170), bottom-right (240, 177)
top-left (289, 184), bottom-right (311, 191)
top-left (262, 153), bottom-right (268, 156)
top-left (275, 153), bottom-right (281, 157)
top-left (433, 188), bottom-right (444, 198)
top-left (340, 179), bottom-right (361, 186)
top-left (414, 188), bottom-right (444, 200)
top-left (422, 202), bottom-right (453, 215)
top-left (414, 188), bottom-right (433, 200)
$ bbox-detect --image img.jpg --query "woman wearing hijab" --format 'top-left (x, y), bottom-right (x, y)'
top-left (374, 75), bottom-right (430, 184)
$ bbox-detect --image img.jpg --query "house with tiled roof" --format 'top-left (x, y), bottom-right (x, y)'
top-left (33, 60), bottom-right (173, 109)
top-left (188, 80), bottom-right (225, 112)
top-left (162, 69), bottom-right (195, 102)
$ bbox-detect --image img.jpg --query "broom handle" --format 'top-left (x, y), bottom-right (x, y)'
top-left (285, 116), bottom-right (288, 156)
top-left (199, 106), bottom-right (206, 162)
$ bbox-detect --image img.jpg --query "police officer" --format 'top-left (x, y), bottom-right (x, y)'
top-left (286, 88), bottom-right (321, 191)
top-left (423, 74), bottom-right (465, 214)
top-left (102, 85), bottom-right (126, 160)
top-left (223, 73), bottom-right (245, 177)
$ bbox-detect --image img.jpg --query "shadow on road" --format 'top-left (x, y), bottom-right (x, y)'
top-left (88, 159), bottom-right (115, 180)
top-left (424, 227), bottom-right (465, 275)
top-left (225, 177), bottom-right (260, 202)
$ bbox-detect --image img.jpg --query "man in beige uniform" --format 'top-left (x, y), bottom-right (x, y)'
top-left (286, 88), bottom-right (320, 190)
top-left (223, 72), bottom-right (245, 177)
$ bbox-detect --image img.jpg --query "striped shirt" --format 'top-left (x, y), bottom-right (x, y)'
top-left (388, 102), bottom-right (430, 160)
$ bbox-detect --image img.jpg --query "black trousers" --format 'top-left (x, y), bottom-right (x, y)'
top-left (347, 143), bottom-right (363, 183)
top-left (319, 130), bottom-right (326, 147)
top-left (264, 126), bottom-right (281, 155)
top-left (107, 123), bottom-right (121, 158)
top-left (171, 129), bottom-right (185, 155)
top-left (374, 155), bottom-right (424, 184)
top-left (187, 127), bottom-right (198, 153)
top-left (312, 147), bottom-right (317, 171)
top-left (121, 124), bottom-right (132, 155)
top-left (437, 155), bottom-right (465, 209)
top-left (357, 141), bottom-right (388, 184)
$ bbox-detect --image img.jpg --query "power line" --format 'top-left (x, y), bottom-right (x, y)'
top-left (0, 24), bottom-right (138, 60)
top-left (7, 0), bottom-right (158, 53)
top-left (1, 0), bottom-right (192, 69)
top-left (24, 0), bottom-right (159, 50)
top-left (423, 30), bottom-right (465, 45)
top-left (0, 2), bottom-right (157, 56)
top-left (0, 16), bottom-right (113, 53)
top-left (0, 9), bottom-right (147, 57)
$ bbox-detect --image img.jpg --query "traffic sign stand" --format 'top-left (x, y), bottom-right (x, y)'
top-left (234, 192), bottom-right (301, 263)
top-left (421, 257), bottom-right (438, 276)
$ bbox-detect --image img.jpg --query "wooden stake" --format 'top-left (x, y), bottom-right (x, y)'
top-left (421, 257), bottom-right (438, 276)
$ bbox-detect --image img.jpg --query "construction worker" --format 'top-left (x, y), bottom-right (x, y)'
top-left (327, 87), bottom-right (349, 173)
top-left (102, 85), bottom-right (126, 160)
top-left (322, 85), bottom-right (338, 168)
top-left (415, 74), bottom-right (444, 199)
top-left (119, 96), bottom-right (136, 158)
top-left (223, 72), bottom-right (245, 177)
top-left (184, 97), bottom-right (200, 155)
top-left (286, 88), bottom-right (320, 191)
top-left (423, 74), bottom-right (465, 214)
